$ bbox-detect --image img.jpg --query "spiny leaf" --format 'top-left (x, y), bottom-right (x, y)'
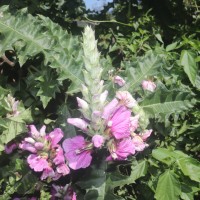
top-left (0, 6), bottom-right (84, 95)
top-left (123, 51), bottom-right (163, 91)
top-left (140, 89), bottom-right (196, 120)
top-left (0, 6), bottom-right (54, 65)
top-left (38, 15), bottom-right (84, 94)
top-left (155, 170), bottom-right (181, 200)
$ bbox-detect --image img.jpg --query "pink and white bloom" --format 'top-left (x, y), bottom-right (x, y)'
top-left (67, 118), bottom-right (88, 131)
top-left (132, 130), bottom-right (152, 151)
top-left (116, 91), bottom-right (137, 108)
top-left (130, 115), bottom-right (139, 132)
top-left (108, 106), bottom-right (131, 139)
top-left (102, 98), bottom-right (119, 120)
top-left (63, 136), bottom-right (92, 170)
top-left (141, 129), bottom-right (152, 140)
top-left (92, 135), bottom-right (104, 148)
top-left (114, 76), bottom-right (126, 86)
top-left (107, 138), bottom-right (135, 160)
top-left (56, 163), bottom-right (70, 176)
top-left (132, 135), bottom-right (147, 151)
top-left (29, 125), bottom-right (46, 138)
top-left (142, 80), bottom-right (156, 92)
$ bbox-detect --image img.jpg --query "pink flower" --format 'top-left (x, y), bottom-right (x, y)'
top-left (108, 106), bottom-right (131, 139)
top-left (132, 130), bottom-right (152, 152)
top-left (67, 118), bottom-right (88, 131)
top-left (114, 76), bottom-right (126, 86)
top-left (56, 163), bottom-right (70, 176)
top-left (102, 98), bottom-right (119, 120)
top-left (62, 136), bottom-right (92, 170)
top-left (5, 142), bottom-right (17, 154)
top-left (142, 80), bottom-right (156, 92)
top-left (27, 154), bottom-right (49, 172)
top-left (29, 125), bottom-right (46, 138)
top-left (48, 128), bottom-right (64, 148)
top-left (141, 129), bottom-right (152, 140)
top-left (130, 115), bottom-right (139, 132)
top-left (132, 135), bottom-right (147, 151)
top-left (19, 141), bottom-right (37, 153)
top-left (53, 146), bottom-right (65, 165)
top-left (116, 91), bottom-right (137, 108)
top-left (107, 138), bottom-right (135, 160)
top-left (34, 142), bottom-right (44, 150)
top-left (92, 135), bottom-right (104, 148)
top-left (41, 166), bottom-right (55, 180)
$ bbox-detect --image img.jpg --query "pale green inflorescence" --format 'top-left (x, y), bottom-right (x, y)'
top-left (81, 26), bottom-right (107, 135)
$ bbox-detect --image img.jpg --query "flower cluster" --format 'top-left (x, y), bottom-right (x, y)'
top-left (61, 26), bottom-right (153, 171)
top-left (19, 125), bottom-right (70, 180)
top-left (63, 90), bottom-right (152, 168)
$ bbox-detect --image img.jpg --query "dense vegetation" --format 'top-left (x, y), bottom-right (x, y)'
top-left (0, 0), bottom-right (199, 199)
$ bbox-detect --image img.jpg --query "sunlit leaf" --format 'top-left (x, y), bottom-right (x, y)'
top-left (177, 158), bottom-right (200, 183)
top-left (180, 50), bottom-right (198, 87)
top-left (155, 170), bottom-right (181, 200)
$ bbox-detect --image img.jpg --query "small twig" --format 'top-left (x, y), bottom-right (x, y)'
top-left (0, 53), bottom-right (15, 67)
top-left (84, 16), bottom-right (133, 27)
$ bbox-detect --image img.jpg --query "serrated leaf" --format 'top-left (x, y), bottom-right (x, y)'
top-left (140, 89), bottom-right (196, 120)
top-left (123, 51), bottom-right (163, 91)
top-left (180, 50), bottom-right (199, 87)
top-left (177, 158), bottom-right (200, 183)
top-left (0, 102), bottom-right (32, 151)
top-left (0, 6), bottom-right (54, 65)
top-left (0, 7), bottom-right (84, 95)
top-left (39, 15), bottom-right (84, 94)
top-left (155, 170), bottom-right (181, 200)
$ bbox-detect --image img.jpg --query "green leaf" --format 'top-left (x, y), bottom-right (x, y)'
top-left (180, 50), bottom-right (199, 87)
top-left (140, 89), bottom-right (196, 120)
top-left (0, 6), bottom-right (53, 65)
top-left (166, 42), bottom-right (178, 52)
top-left (0, 7), bottom-right (84, 95)
top-left (56, 105), bottom-right (77, 138)
top-left (77, 159), bottom-right (148, 200)
top-left (0, 99), bottom-right (32, 151)
top-left (177, 158), bottom-right (200, 183)
top-left (38, 15), bottom-right (84, 94)
top-left (155, 170), bottom-right (181, 200)
top-left (155, 33), bottom-right (164, 44)
top-left (35, 67), bottom-right (60, 108)
top-left (109, 160), bottom-right (148, 187)
top-left (123, 51), bottom-right (163, 91)
top-left (152, 148), bottom-right (190, 166)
